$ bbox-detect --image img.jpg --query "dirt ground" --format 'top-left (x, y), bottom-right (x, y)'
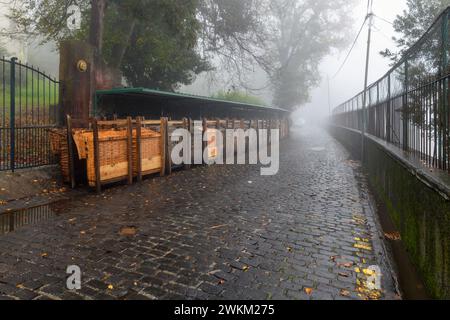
top-left (0, 165), bottom-right (74, 212)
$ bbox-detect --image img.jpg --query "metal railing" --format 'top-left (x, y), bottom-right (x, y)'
top-left (332, 7), bottom-right (450, 173)
top-left (0, 57), bottom-right (60, 171)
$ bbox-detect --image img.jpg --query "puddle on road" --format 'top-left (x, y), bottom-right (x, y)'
top-left (0, 200), bottom-right (71, 235)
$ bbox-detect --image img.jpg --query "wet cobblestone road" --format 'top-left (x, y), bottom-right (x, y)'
top-left (0, 126), bottom-right (399, 300)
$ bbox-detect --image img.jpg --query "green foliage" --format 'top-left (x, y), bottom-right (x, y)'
top-left (9, 0), bottom-right (210, 90)
top-left (0, 74), bottom-right (59, 108)
top-left (8, 0), bottom-right (355, 110)
top-left (104, 0), bottom-right (211, 91)
top-left (379, 1), bottom-right (450, 136)
top-left (381, 0), bottom-right (450, 62)
top-left (212, 90), bottom-right (266, 106)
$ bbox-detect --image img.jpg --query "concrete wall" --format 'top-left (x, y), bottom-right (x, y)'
top-left (329, 125), bottom-right (450, 299)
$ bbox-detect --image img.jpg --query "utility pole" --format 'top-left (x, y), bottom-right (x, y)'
top-left (361, 0), bottom-right (374, 162)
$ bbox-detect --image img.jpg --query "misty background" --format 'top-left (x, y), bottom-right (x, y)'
top-left (298, 0), bottom-right (406, 124)
top-left (0, 0), bottom-right (407, 123)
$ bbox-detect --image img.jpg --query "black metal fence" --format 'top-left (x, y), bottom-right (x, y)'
top-left (0, 57), bottom-right (60, 171)
top-left (332, 8), bottom-right (450, 173)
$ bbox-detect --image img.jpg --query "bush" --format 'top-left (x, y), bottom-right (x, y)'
top-left (212, 90), bottom-right (267, 106)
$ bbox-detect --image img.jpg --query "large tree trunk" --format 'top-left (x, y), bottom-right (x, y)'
top-left (89, 0), bottom-right (123, 90)
top-left (89, 0), bottom-right (107, 57)
top-left (110, 18), bottom-right (137, 68)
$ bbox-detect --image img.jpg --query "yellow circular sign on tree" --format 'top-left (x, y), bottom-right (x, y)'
top-left (77, 60), bottom-right (88, 73)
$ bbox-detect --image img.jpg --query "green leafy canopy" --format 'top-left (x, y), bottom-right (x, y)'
top-left (212, 90), bottom-right (267, 106)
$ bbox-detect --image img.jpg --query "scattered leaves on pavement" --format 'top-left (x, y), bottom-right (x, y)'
top-left (384, 232), bottom-right (401, 241)
top-left (119, 226), bottom-right (138, 236)
top-left (354, 243), bottom-right (372, 251)
top-left (340, 289), bottom-right (350, 297)
top-left (339, 262), bottom-right (354, 268)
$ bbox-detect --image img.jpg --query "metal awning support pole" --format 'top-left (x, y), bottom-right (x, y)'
top-left (10, 57), bottom-right (17, 172)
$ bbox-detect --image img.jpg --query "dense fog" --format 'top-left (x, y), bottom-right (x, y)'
top-left (1, 0), bottom-right (406, 124)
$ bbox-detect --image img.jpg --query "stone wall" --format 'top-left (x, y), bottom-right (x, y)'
top-left (329, 125), bottom-right (450, 299)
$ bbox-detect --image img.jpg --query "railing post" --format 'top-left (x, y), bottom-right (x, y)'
top-left (376, 81), bottom-right (380, 137)
top-left (387, 73), bottom-right (391, 143)
top-left (403, 60), bottom-right (409, 151)
top-left (10, 57), bottom-right (17, 172)
top-left (441, 10), bottom-right (449, 171)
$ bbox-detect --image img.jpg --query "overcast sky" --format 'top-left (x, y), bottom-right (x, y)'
top-left (296, 0), bottom-right (407, 122)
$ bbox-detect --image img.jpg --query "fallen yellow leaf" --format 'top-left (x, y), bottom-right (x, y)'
top-left (385, 232), bottom-right (401, 241)
top-left (304, 287), bottom-right (313, 295)
top-left (119, 226), bottom-right (137, 236)
top-left (107, 284), bottom-right (114, 290)
top-left (340, 289), bottom-right (350, 297)
top-left (362, 268), bottom-right (376, 276)
top-left (354, 243), bottom-right (372, 251)
top-left (368, 291), bottom-right (382, 300)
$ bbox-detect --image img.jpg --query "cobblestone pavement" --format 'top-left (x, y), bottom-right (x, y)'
top-left (0, 125), bottom-right (400, 300)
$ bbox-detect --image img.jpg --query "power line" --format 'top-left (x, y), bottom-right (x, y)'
top-left (372, 24), bottom-right (394, 42)
top-left (374, 14), bottom-right (394, 26)
top-left (332, 16), bottom-right (368, 79)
